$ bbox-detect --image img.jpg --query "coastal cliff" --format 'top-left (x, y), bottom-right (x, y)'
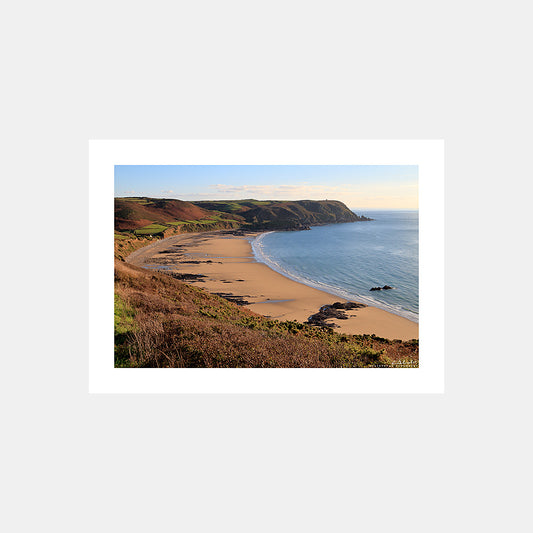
top-left (193, 199), bottom-right (371, 230)
top-left (115, 197), bottom-right (371, 236)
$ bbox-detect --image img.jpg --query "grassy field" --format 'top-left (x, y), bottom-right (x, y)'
top-left (133, 223), bottom-right (168, 235)
top-left (132, 216), bottom-right (242, 235)
top-left (119, 197), bottom-right (151, 204)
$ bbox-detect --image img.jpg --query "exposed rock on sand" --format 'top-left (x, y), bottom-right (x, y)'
top-left (163, 271), bottom-right (206, 282)
top-left (214, 293), bottom-right (250, 306)
top-left (307, 302), bottom-right (367, 328)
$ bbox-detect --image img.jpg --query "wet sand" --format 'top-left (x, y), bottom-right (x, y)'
top-left (126, 231), bottom-right (419, 341)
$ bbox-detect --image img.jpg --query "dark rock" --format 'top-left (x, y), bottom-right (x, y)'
top-left (382, 285), bottom-right (393, 290)
top-left (165, 271), bottom-right (206, 281)
top-left (306, 301), bottom-right (367, 328)
top-left (214, 293), bottom-right (250, 306)
top-left (305, 315), bottom-right (338, 329)
top-left (157, 245), bottom-right (186, 254)
top-left (331, 301), bottom-right (366, 310)
top-left (370, 287), bottom-right (382, 291)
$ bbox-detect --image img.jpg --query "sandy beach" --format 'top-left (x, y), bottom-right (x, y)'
top-left (126, 231), bottom-right (419, 341)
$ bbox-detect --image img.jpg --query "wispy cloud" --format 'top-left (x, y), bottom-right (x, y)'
top-left (208, 183), bottom-right (346, 199)
top-left (202, 181), bottom-right (417, 209)
top-left (161, 189), bottom-right (175, 195)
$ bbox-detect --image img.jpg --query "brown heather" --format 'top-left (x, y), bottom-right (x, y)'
top-left (114, 260), bottom-right (419, 368)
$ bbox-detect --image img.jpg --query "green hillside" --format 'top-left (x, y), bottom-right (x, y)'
top-left (114, 197), bottom-right (244, 236)
top-left (115, 197), bottom-right (372, 238)
top-left (193, 199), bottom-right (372, 229)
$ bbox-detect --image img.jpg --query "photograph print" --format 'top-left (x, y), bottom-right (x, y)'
top-left (113, 164), bottom-right (419, 369)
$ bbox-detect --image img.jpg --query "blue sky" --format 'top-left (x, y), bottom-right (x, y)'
top-left (114, 165), bottom-right (418, 209)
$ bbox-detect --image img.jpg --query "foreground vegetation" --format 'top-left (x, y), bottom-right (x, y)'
top-left (114, 234), bottom-right (153, 261)
top-left (114, 260), bottom-right (418, 368)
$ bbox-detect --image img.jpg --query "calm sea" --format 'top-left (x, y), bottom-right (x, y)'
top-left (251, 210), bottom-right (419, 322)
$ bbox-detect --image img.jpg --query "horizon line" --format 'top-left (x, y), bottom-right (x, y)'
top-left (114, 195), bottom-right (418, 209)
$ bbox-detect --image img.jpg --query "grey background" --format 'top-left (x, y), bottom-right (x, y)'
top-left (2, 1), bottom-right (531, 532)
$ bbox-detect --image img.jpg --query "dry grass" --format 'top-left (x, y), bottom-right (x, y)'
top-left (114, 260), bottom-right (419, 368)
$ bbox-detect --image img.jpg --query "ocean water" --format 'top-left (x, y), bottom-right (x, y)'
top-left (251, 210), bottom-right (419, 322)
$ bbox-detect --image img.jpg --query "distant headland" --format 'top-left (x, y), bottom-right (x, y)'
top-left (114, 197), bottom-right (373, 236)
